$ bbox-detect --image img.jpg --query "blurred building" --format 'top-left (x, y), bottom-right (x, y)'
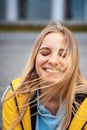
top-left (0, 0), bottom-right (87, 22)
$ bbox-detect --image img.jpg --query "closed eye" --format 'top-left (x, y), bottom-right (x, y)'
top-left (58, 49), bottom-right (67, 58)
top-left (62, 53), bottom-right (67, 58)
top-left (40, 51), bottom-right (50, 56)
top-left (39, 47), bottom-right (51, 56)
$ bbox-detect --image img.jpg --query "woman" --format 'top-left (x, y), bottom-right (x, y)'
top-left (2, 21), bottom-right (87, 130)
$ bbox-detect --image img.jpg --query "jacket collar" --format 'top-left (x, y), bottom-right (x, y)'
top-left (30, 93), bottom-right (87, 130)
top-left (30, 93), bottom-right (37, 130)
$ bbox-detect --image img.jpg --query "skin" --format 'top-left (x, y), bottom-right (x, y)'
top-left (36, 32), bottom-right (67, 84)
top-left (35, 32), bottom-right (67, 115)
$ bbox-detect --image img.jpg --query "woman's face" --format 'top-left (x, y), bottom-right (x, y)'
top-left (35, 32), bottom-right (68, 84)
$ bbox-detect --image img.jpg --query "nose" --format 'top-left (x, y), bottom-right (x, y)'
top-left (48, 54), bottom-right (58, 67)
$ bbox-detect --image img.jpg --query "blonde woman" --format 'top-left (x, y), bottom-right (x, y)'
top-left (2, 21), bottom-right (87, 130)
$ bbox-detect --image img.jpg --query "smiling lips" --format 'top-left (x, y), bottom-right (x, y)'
top-left (43, 67), bottom-right (64, 73)
top-left (43, 68), bottom-right (54, 73)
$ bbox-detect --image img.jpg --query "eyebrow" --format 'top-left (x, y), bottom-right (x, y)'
top-left (39, 47), bottom-right (50, 51)
top-left (59, 48), bottom-right (65, 51)
top-left (39, 47), bottom-right (67, 52)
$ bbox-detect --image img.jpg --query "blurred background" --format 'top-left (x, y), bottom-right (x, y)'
top-left (0, 0), bottom-right (87, 129)
top-left (0, 0), bottom-right (87, 22)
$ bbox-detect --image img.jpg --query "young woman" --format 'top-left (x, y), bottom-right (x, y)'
top-left (2, 21), bottom-right (87, 130)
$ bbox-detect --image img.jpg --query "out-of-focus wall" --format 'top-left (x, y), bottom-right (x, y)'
top-left (0, 0), bottom-right (87, 22)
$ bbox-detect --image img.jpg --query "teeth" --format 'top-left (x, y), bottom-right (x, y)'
top-left (45, 68), bottom-right (58, 73)
top-left (46, 69), bottom-right (53, 72)
top-left (44, 68), bottom-right (64, 73)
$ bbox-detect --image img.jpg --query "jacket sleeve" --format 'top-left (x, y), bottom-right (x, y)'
top-left (2, 87), bottom-right (22, 130)
top-left (84, 124), bottom-right (87, 130)
top-left (69, 98), bottom-right (87, 130)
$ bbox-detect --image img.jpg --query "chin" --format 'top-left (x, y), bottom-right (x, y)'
top-left (45, 78), bottom-right (58, 85)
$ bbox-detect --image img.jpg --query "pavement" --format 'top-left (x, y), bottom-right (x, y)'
top-left (0, 32), bottom-right (87, 128)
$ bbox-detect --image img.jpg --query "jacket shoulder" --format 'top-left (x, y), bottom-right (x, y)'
top-left (1, 78), bottom-right (21, 102)
top-left (11, 77), bottom-right (21, 89)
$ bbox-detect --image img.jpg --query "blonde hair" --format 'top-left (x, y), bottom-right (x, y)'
top-left (5, 21), bottom-right (87, 130)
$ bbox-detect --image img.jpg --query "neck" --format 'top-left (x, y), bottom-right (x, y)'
top-left (40, 87), bottom-right (60, 101)
top-left (39, 89), bottom-right (61, 115)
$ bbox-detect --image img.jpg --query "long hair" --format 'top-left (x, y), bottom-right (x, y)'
top-left (4, 21), bottom-right (87, 130)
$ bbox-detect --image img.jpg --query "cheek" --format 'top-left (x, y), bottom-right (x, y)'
top-left (35, 54), bottom-right (48, 66)
top-left (36, 55), bottom-right (43, 67)
top-left (64, 59), bottom-right (72, 71)
top-left (35, 55), bottom-right (44, 75)
top-left (35, 57), bottom-right (40, 71)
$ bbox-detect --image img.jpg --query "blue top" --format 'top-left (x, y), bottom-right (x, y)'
top-left (36, 93), bottom-right (65, 130)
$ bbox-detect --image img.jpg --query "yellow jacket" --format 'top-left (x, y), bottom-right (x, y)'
top-left (2, 78), bottom-right (87, 130)
top-left (2, 78), bottom-right (31, 130)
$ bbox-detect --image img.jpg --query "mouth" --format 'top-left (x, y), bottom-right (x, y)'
top-left (43, 68), bottom-right (53, 73)
top-left (43, 67), bottom-right (65, 73)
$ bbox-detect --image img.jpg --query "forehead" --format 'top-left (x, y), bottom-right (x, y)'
top-left (41, 32), bottom-right (66, 48)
